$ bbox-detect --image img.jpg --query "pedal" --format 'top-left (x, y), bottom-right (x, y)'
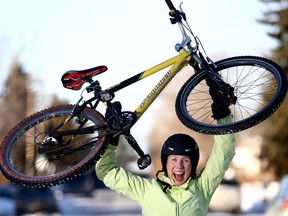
top-left (124, 133), bottom-right (152, 170)
top-left (137, 154), bottom-right (152, 170)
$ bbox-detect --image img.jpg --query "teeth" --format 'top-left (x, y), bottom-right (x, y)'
top-left (174, 172), bottom-right (184, 175)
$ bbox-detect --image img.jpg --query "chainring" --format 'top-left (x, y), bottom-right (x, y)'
top-left (106, 111), bottom-right (137, 133)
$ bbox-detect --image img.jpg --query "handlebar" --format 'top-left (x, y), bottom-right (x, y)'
top-left (165, 0), bottom-right (176, 12)
top-left (164, 1), bottom-right (194, 52)
top-left (164, 0), bottom-right (201, 55)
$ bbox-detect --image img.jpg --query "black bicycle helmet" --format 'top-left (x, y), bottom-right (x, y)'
top-left (161, 133), bottom-right (199, 178)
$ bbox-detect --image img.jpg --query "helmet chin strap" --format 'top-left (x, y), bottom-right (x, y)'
top-left (156, 170), bottom-right (172, 193)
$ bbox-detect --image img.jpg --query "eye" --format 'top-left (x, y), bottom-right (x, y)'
top-left (168, 157), bottom-right (177, 163)
top-left (183, 158), bottom-right (191, 164)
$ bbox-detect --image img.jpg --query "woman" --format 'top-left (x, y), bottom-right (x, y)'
top-left (96, 87), bottom-right (235, 215)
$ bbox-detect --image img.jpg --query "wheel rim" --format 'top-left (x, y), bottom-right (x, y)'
top-left (178, 57), bottom-right (286, 133)
top-left (1, 106), bottom-right (106, 186)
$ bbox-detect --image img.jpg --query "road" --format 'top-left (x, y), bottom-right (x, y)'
top-left (58, 189), bottom-right (142, 216)
top-left (0, 188), bottom-right (265, 216)
top-left (57, 189), bottom-right (265, 216)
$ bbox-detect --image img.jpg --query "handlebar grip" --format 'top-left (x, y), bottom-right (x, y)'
top-left (165, 0), bottom-right (176, 12)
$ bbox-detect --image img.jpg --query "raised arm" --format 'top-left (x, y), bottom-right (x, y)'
top-left (196, 78), bottom-right (236, 197)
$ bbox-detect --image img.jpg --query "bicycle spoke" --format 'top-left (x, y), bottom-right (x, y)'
top-left (176, 56), bottom-right (287, 134)
top-left (1, 105), bottom-right (107, 186)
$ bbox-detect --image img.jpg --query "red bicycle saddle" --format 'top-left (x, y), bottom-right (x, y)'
top-left (61, 66), bottom-right (107, 90)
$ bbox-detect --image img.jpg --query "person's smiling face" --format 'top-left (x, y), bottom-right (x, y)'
top-left (166, 155), bottom-right (192, 186)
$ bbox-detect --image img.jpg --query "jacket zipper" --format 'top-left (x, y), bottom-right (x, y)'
top-left (176, 203), bottom-right (180, 216)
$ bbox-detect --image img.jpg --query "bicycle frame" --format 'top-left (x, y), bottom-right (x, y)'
top-left (54, 48), bottom-right (192, 162)
top-left (105, 48), bottom-right (191, 120)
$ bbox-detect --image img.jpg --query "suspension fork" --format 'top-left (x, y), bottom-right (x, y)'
top-left (189, 52), bottom-right (237, 104)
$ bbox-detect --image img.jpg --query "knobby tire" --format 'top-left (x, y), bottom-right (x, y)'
top-left (176, 56), bottom-right (287, 134)
top-left (0, 105), bottom-right (107, 188)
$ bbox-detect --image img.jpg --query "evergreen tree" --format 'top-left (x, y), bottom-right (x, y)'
top-left (259, 0), bottom-right (288, 179)
top-left (0, 59), bottom-right (31, 142)
top-left (0, 59), bottom-right (32, 184)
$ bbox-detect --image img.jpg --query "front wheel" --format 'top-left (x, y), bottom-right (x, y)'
top-left (176, 56), bottom-right (287, 134)
top-left (0, 105), bottom-right (107, 188)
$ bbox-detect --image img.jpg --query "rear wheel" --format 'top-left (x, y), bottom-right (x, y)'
top-left (0, 105), bottom-right (107, 188)
top-left (176, 56), bottom-right (287, 134)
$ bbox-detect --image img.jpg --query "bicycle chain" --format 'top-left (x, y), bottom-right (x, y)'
top-left (38, 122), bottom-right (106, 156)
top-left (39, 111), bottom-right (136, 156)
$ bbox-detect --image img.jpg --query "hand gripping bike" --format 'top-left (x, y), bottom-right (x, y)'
top-left (0, 0), bottom-right (287, 188)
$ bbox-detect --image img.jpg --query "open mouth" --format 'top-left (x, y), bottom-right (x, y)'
top-left (173, 171), bottom-right (184, 181)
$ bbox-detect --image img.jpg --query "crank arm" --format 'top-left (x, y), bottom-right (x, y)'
top-left (124, 133), bottom-right (151, 170)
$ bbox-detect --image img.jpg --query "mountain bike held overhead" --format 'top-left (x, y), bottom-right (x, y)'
top-left (0, 0), bottom-right (287, 193)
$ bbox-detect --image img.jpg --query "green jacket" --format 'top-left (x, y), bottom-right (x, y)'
top-left (96, 116), bottom-right (235, 216)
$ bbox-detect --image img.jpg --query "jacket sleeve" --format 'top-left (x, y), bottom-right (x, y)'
top-left (197, 115), bottom-right (235, 198)
top-left (95, 144), bottom-right (150, 202)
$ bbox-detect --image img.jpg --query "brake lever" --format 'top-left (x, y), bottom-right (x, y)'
top-left (179, 2), bottom-right (186, 21)
top-left (169, 3), bottom-right (186, 24)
